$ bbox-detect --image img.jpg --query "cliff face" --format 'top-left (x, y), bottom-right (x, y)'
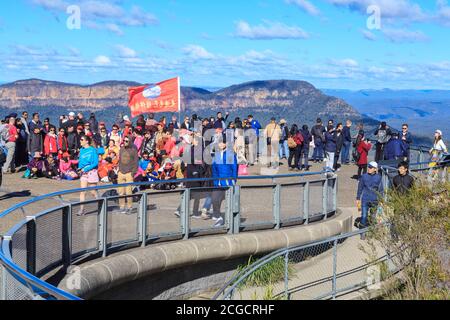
top-left (0, 79), bottom-right (360, 118)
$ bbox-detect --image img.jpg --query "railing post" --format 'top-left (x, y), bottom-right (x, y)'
top-left (232, 186), bottom-right (241, 235)
top-left (284, 251), bottom-right (289, 300)
top-left (0, 263), bottom-right (5, 300)
top-left (322, 178), bottom-right (328, 220)
top-left (332, 239), bottom-right (338, 300)
top-left (139, 192), bottom-right (148, 248)
top-left (62, 205), bottom-right (72, 271)
top-left (225, 188), bottom-right (233, 234)
top-left (333, 178), bottom-right (338, 212)
top-left (181, 189), bottom-right (190, 240)
top-left (98, 198), bottom-right (108, 258)
top-left (26, 216), bottom-right (37, 276)
top-left (273, 184), bottom-right (281, 229)
top-left (303, 182), bottom-right (310, 224)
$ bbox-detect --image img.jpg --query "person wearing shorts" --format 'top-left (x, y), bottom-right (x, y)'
top-left (77, 135), bottom-right (99, 216)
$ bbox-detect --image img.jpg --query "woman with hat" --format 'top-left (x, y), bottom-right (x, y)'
top-left (428, 130), bottom-right (448, 182)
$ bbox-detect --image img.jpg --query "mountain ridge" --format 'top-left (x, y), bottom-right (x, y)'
top-left (0, 79), bottom-right (360, 119)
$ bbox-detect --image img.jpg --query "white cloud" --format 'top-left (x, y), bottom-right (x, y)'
top-left (362, 30), bottom-right (377, 41)
top-left (115, 45), bottom-right (136, 58)
top-left (285, 0), bottom-right (321, 16)
top-left (182, 45), bottom-right (215, 60)
top-left (38, 65), bottom-right (49, 70)
top-left (31, 0), bottom-right (159, 35)
top-left (235, 20), bottom-right (309, 40)
top-left (94, 55), bottom-right (111, 65)
top-left (329, 58), bottom-right (359, 67)
top-left (105, 23), bottom-right (124, 36)
top-left (436, 0), bottom-right (450, 26)
top-left (327, 0), bottom-right (427, 22)
top-left (382, 28), bottom-right (429, 43)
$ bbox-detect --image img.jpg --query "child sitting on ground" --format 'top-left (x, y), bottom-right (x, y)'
top-left (59, 152), bottom-right (79, 180)
top-left (43, 154), bottom-right (60, 180)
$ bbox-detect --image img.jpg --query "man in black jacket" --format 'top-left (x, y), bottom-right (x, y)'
top-left (341, 120), bottom-right (352, 165)
top-left (333, 123), bottom-right (344, 171)
top-left (311, 118), bottom-right (326, 163)
top-left (392, 161), bottom-right (415, 194)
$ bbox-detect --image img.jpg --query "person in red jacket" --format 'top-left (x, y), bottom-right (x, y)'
top-left (44, 126), bottom-right (58, 158)
top-left (356, 136), bottom-right (372, 179)
top-left (57, 127), bottom-right (69, 160)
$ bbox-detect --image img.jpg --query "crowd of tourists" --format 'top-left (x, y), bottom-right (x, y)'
top-left (0, 110), bottom-right (447, 225)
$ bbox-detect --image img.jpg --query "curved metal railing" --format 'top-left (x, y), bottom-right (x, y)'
top-left (213, 156), bottom-right (449, 301)
top-left (0, 170), bottom-right (338, 300)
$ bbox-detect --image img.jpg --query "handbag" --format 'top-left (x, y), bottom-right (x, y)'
top-left (238, 164), bottom-right (249, 176)
top-left (287, 137), bottom-right (297, 149)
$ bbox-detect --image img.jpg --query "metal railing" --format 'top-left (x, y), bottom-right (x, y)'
top-left (214, 155), bottom-right (449, 301)
top-left (213, 227), bottom-right (397, 300)
top-left (0, 170), bottom-right (337, 300)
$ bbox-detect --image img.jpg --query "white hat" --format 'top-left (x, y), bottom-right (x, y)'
top-left (368, 161), bottom-right (378, 169)
top-left (435, 129), bottom-right (443, 136)
top-left (123, 115), bottom-right (130, 122)
top-left (68, 112), bottom-right (76, 117)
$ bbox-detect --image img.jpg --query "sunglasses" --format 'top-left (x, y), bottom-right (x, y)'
top-left (124, 140), bottom-right (130, 143)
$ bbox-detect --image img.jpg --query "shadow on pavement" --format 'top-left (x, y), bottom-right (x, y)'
top-left (0, 190), bottom-right (32, 201)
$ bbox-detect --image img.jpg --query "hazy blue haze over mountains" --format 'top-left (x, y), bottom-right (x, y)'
top-left (323, 89), bottom-right (450, 139)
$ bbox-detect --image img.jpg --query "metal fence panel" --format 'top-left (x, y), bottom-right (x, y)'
top-left (11, 225), bottom-right (27, 271)
top-left (240, 186), bottom-right (274, 229)
top-left (35, 210), bottom-right (63, 275)
top-left (71, 200), bottom-right (101, 259)
top-left (146, 190), bottom-right (183, 240)
top-left (106, 195), bottom-right (140, 248)
top-left (280, 184), bottom-right (304, 224)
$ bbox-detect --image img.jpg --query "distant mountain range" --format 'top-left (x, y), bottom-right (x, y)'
top-left (0, 78), bottom-right (360, 120)
top-left (323, 89), bottom-right (450, 138)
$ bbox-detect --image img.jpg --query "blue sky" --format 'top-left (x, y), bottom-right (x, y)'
top-left (0, 0), bottom-right (449, 89)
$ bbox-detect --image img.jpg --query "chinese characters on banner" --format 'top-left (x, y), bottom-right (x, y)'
top-left (128, 77), bottom-right (180, 118)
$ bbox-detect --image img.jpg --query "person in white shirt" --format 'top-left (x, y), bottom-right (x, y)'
top-left (428, 129), bottom-right (448, 183)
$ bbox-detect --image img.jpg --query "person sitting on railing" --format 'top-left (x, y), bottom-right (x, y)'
top-left (356, 161), bottom-right (384, 229)
top-left (392, 161), bottom-right (415, 194)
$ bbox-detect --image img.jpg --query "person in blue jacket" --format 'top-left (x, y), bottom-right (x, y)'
top-left (211, 142), bottom-right (238, 227)
top-left (77, 135), bottom-right (99, 216)
top-left (356, 161), bottom-right (384, 228)
top-left (247, 115), bottom-right (262, 159)
top-left (384, 133), bottom-right (407, 161)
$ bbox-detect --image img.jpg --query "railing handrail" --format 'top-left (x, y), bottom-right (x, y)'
top-left (0, 170), bottom-right (332, 219)
top-left (212, 227), bottom-right (377, 300)
top-left (0, 169), bottom-right (337, 300)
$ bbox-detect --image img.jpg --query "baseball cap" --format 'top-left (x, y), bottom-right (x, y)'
top-left (368, 161), bottom-right (378, 169)
top-left (69, 112), bottom-right (76, 117)
top-left (435, 130), bottom-right (443, 136)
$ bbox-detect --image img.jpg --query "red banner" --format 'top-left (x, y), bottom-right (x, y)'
top-left (128, 77), bottom-right (180, 117)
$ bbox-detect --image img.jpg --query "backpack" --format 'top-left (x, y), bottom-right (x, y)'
top-left (0, 124), bottom-right (10, 145)
top-left (377, 129), bottom-right (390, 144)
top-left (352, 149), bottom-right (361, 163)
top-left (0, 145), bottom-right (7, 165)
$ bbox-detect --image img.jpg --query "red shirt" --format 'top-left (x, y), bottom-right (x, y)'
top-left (8, 125), bottom-right (18, 143)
